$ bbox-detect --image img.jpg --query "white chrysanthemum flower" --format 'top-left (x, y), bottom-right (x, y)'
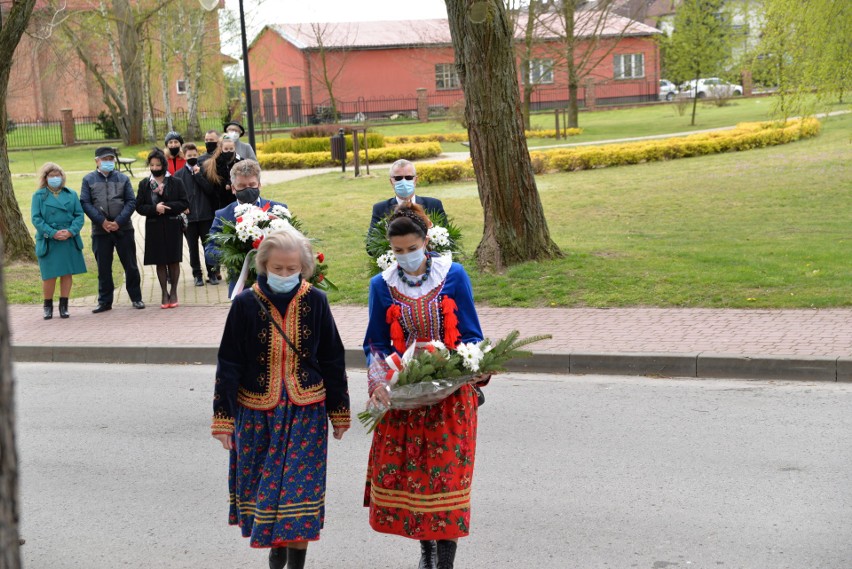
top-left (377, 250), bottom-right (396, 271)
top-left (267, 218), bottom-right (292, 232)
top-left (429, 340), bottom-right (447, 352)
top-left (271, 205), bottom-right (291, 219)
top-left (456, 342), bottom-right (484, 373)
top-left (427, 226), bottom-right (451, 248)
top-left (234, 203), bottom-right (252, 216)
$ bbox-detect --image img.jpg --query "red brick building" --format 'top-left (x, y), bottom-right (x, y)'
top-left (247, 13), bottom-right (661, 124)
top-left (5, 1), bottom-right (228, 123)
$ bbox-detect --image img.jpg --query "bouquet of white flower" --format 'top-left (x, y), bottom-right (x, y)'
top-left (358, 331), bottom-right (551, 432)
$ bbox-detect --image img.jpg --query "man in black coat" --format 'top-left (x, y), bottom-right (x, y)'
top-left (368, 159), bottom-right (446, 233)
top-left (175, 143), bottom-right (219, 286)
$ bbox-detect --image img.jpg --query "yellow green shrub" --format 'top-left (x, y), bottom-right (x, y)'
top-left (417, 160), bottom-right (475, 184)
top-left (525, 128), bottom-right (583, 139)
top-left (384, 133), bottom-right (468, 144)
top-left (258, 133), bottom-right (385, 154)
top-left (257, 142), bottom-right (441, 170)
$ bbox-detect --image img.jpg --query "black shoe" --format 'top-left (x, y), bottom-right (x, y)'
top-left (419, 540), bottom-right (438, 569)
top-left (194, 276), bottom-right (204, 287)
top-left (207, 274), bottom-right (219, 285)
top-left (437, 540), bottom-right (457, 569)
top-left (92, 303), bottom-right (112, 314)
top-left (132, 301), bottom-right (146, 309)
top-left (286, 548), bottom-right (306, 569)
top-left (268, 547), bottom-right (287, 569)
top-left (43, 299), bottom-right (53, 320)
top-left (59, 297), bottom-right (69, 319)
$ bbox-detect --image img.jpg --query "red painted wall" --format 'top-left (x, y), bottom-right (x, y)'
top-left (248, 28), bottom-right (660, 119)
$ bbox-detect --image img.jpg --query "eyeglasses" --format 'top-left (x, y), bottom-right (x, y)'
top-left (391, 175), bottom-right (415, 181)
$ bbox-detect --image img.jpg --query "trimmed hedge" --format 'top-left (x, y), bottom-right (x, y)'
top-left (258, 133), bottom-right (385, 154)
top-left (384, 128), bottom-right (583, 145)
top-left (413, 119), bottom-right (821, 184)
top-left (290, 124), bottom-right (360, 139)
top-left (257, 142), bottom-right (442, 170)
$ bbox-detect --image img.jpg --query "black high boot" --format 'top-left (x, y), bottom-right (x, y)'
top-left (43, 299), bottom-right (53, 320)
top-left (58, 297), bottom-right (69, 319)
top-left (286, 547), bottom-right (307, 569)
top-left (268, 547), bottom-right (287, 569)
top-left (419, 540), bottom-right (438, 569)
top-left (436, 540), bottom-right (457, 569)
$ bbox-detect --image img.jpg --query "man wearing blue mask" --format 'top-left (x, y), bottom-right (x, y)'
top-left (80, 146), bottom-right (145, 313)
top-left (368, 159), bottom-right (446, 233)
top-left (205, 159), bottom-right (286, 296)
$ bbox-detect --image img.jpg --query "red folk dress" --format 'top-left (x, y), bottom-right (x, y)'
top-left (363, 255), bottom-right (484, 540)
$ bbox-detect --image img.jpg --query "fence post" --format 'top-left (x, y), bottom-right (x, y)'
top-left (554, 109), bottom-right (560, 139)
top-left (585, 79), bottom-right (596, 111)
top-left (60, 109), bottom-right (75, 147)
top-left (416, 88), bottom-right (429, 123)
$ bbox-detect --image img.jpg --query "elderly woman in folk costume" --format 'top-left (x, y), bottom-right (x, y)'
top-left (212, 229), bottom-right (350, 569)
top-left (363, 203), bottom-right (489, 569)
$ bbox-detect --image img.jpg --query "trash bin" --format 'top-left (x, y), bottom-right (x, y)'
top-left (330, 128), bottom-right (346, 172)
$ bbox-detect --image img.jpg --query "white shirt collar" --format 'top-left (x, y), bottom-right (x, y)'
top-left (395, 195), bottom-right (417, 206)
top-left (382, 253), bottom-right (452, 299)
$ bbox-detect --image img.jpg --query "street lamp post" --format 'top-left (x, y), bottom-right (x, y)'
top-left (200, 0), bottom-right (256, 152)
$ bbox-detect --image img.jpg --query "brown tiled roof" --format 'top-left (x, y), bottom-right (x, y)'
top-left (268, 12), bottom-right (659, 50)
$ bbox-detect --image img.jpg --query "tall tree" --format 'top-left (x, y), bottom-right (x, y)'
top-left (58, 0), bottom-right (173, 145)
top-left (0, 0), bottom-right (37, 264)
top-left (538, 1), bottom-right (646, 128)
top-left (308, 22), bottom-right (352, 121)
top-left (0, 232), bottom-right (22, 569)
top-left (444, 0), bottom-right (562, 270)
top-left (663, 0), bottom-right (732, 125)
top-left (756, 0), bottom-right (851, 119)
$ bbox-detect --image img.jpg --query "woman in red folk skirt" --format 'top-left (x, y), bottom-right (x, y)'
top-left (363, 204), bottom-right (489, 569)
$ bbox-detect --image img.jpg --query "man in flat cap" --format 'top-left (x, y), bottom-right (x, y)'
top-left (79, 146), bottom-right (145, 313)
top-left (224, 121), bottom-right (257, 161)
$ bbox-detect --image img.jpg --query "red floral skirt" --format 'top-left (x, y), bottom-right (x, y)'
top-left (364, 384), bottom-right (478, 540)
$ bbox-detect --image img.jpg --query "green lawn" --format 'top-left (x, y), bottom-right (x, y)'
top-left (6, 108), bottom-right (850, 307)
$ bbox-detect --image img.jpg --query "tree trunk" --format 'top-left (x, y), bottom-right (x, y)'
top-left (159, 27), bottom-right (174, 133)
top-left (0, 0), bottom-right (37, 265)
top-left (691, 71), bottom-right (700, 126)
top-left (567, 78), bottom-right (580, 128)
top-left (445, 0), bottom-right (561, 270)
top-left (113, 0), bottom-right (144, 144)
top-left (0, 231), bottom-right (23, 569)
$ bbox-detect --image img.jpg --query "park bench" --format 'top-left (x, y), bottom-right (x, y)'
top-left (112, 147), bottom-right (137, 177)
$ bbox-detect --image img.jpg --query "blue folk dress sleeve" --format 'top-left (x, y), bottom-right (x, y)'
top-left (212, 295), bottom-right (250, 435)
top-left (447, 263), bottom-right (483, 344)
top-left (312, 291), bottom-right (350, 429)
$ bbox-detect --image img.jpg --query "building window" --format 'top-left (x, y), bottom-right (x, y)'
top-left (613, 53), bottom-right (645, 80)
top-left (528, 59), bottom-right (554, 84)
top-left (435, 64), bottom-right (460, 90)
top-left (176, 80), bottom-right (187, 94)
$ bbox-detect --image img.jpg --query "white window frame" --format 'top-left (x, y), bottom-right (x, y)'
top-left (528, 59), bottom-right (554, 84)
top-left (435, 64), bottom-right (460, 90)
top-left (176, 79), bottom-right (187, 95)
top-left (613, 53), bottom-right (645, 80)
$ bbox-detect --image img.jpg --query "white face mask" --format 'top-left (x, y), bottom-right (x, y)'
top-left (267, 272), bottom-right (299, 294)
top-left (395, 248), bottom-right (426, 273)
top-left (228, 131), bottom-right (241, 141)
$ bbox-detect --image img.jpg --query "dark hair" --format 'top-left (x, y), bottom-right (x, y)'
top-left (182, 142), bottom-right (198, 153)
top-left (387, 204), bottom-right (430, 239)
top-left (147, 148), bottom-right (167, 167)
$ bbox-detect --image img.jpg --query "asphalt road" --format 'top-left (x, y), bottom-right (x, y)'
top-left (13, 363), bottom-right (852, 569)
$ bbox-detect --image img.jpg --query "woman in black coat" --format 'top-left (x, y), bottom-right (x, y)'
top-left (201, 136), bottom-right (240, 209)
top-left (136, 149), bottom-right (189, 308)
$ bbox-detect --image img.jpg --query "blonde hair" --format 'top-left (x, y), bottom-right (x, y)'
top-left (255, 230), bottom-right (315, 280)
top-left (38, 162), bottom-right (66, 190)
top-left (202, 135), bottom-right (238, 184)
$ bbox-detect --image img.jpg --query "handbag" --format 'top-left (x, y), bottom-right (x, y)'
top-left (178, 212), bottom-right (189, 232)
top-left (252, 290), bottom-right (319, 373)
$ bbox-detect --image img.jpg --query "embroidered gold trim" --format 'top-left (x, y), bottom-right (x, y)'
top-left (328, 408), bottom-right (351, 428)
top-left (232, 496), bottom-right (325, 521)
top-left (237, 282), bottom-right (325, 410)
top-left (370, 486), bottom-right (471, 513)
top-left (211, 415), bottom-right (235, 434)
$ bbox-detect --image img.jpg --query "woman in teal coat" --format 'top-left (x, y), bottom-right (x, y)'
top-left (31, 162), bottom-right (87, 319)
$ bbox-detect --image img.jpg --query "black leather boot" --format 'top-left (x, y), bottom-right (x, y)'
top-left (268, 546), bottom-right (287, 569)
top-left (436, 540), bottom-right (457, 569)
top-left (43, 299), bottom-right (53, 320)
top-left (419, 540), bottom-right (438, 569)
top-left (58, 297), bottom-right (69, 319)
top-left (286, 547), bottom-right (307, 569)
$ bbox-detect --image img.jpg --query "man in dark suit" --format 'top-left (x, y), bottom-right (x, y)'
top-left (204, 159), bottom-right (286, 296)
top-left (369, 159), bottom-right (446, 233)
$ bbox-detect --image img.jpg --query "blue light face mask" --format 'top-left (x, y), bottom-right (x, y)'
top-left (100, 160), bottom-right (116, 173)
top-left (267, 272), bottom-right (300, 294)
top-left (395, 248), bottom-right (426, 273)
top-left (394, 179), bottom-right (415, 199)
top-left (47, 176), bottom-right (62, 189)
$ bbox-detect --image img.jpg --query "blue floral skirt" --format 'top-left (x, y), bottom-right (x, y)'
top-left (229, 397), bottom-right (328, 548)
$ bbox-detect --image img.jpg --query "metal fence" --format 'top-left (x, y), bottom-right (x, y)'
top-left (6, 118), bottom-right (64, 148)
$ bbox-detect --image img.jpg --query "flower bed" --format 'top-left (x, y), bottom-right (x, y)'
top-left (258, 133), bottom-right (385, 154)
top-left (257, 142), bottom-right (442, 170)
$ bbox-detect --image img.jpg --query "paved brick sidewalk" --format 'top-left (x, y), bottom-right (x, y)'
top-left (9, 303), bottom-right (852, 358)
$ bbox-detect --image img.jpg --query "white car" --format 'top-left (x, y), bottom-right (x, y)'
top-left (679, 77), bottom-right (743, 99)
top-left (659, 79), bottom-right (678, 101)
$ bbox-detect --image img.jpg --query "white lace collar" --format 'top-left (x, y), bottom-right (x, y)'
top-left (382, 253), bottom-right (452, 298)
